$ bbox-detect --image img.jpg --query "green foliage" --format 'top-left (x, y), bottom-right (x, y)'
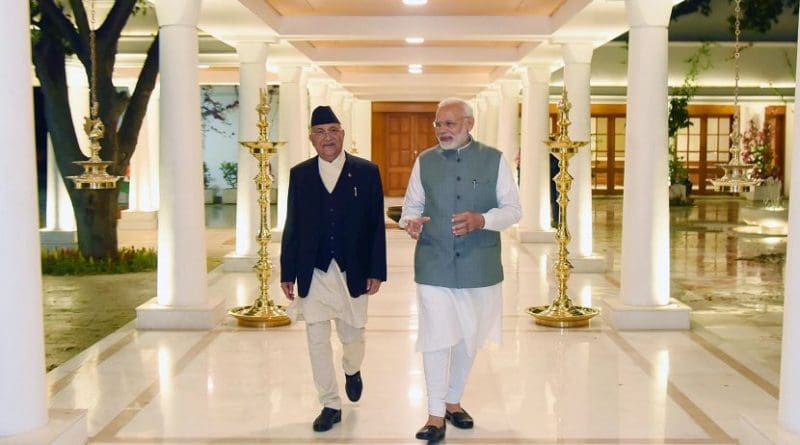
top-left (42, 247), bottom-right (157, 275)
top-left (672, 0), bottom-right (799, 33)
top-left (668, 42), bottom-right (715, 184)
top-left (219, 161), bottom-right (238, 188)
top-left (203, 161), bottom-right (211, 188)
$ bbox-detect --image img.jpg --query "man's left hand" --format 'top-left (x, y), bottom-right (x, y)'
top-left (451, 211), bottom-right (485, 237)
top-left (366, 278), bottom-right (382, 295)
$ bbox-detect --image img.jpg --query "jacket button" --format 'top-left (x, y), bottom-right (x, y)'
top-left (456, 195), bottom-right (461, 200)
top-left (456, 176), bottom-right (461, 181)
top-left (455, 252), bottom-right (460, 257)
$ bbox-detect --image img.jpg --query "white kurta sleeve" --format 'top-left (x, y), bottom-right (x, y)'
top-left (482, 154), bottom-right (522, 232)
top-left (399, 158), bottom-right (425, 229)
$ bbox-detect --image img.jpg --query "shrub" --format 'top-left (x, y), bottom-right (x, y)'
top-left (219, 161), bottom-right (238, 188)
top-left (42, 247), bottom-right (157, 275)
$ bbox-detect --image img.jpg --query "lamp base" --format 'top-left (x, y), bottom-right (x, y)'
top-left (527, 304), bottom-right (600, 328)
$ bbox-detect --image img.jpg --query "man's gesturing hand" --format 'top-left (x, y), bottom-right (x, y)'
top-left (451, 212), bottom-right (485, 237)
top-left (405, 216), bottom-right (431, 240)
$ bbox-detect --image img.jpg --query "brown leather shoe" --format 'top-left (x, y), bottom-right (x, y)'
top-left (415, 422), bottom-right (446, 442)
top-left (445, 409), bottom-right (474, 429)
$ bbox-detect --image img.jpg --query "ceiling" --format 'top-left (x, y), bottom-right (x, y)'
top-left (112, 0), bottom-right (797, 101)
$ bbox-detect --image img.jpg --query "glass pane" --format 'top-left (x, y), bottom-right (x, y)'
top-left (590, 118), bottom-right (597, 133)
top-left (615, 118), bottom-right (626, 133)
top-left (596, 134), bottom-right (607, 151)
top-left (707, 136), bottom-right (717, 151)
top-left (719, 135), bottom-right (730, 150)
top-left (708, 118), bottom-right (718, 134)
top-left (689, 135), bottom-right (701, 149)
top-left (597, 117), bottom-right (608, 132)
top-left (689, 152), bottom-right (700, 161)
top-left (677, 134), bottom-right (688, 151)
top-left (615, 135), bottom-right (625, 152)
top-left (719, 117), bottom-right (730, 131)
top-left (707, 152), bottom-right (717, 162)
top-left (690, 117), bottom-right (702, 131)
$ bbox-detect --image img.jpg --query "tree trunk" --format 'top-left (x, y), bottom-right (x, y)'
top-left (72, 189), bottom-right (120, 258)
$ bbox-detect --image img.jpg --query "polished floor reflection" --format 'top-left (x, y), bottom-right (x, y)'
top-left (48, 197), bottom-right (786, 444)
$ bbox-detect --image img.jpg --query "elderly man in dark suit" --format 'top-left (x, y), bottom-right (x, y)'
top-left (280, 106), bottom-right (387, 432)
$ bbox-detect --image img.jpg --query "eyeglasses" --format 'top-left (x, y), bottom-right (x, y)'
top-left (310, 127), bottom-right (343, 136)
top-left (432, 118), bottom-right (466, 129)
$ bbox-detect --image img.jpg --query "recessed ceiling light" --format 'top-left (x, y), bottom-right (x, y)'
top-left (198, 64), bottom-right (210, 69)
top-left (405, 37), bottom-right (425, 44)
top-left (408, 64), bottom-right (423, 74)
top-left (403, 0), bottom-right (427, 5)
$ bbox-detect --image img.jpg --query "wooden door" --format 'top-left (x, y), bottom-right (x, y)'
top-left (383, 112), bottom-right (437, 196)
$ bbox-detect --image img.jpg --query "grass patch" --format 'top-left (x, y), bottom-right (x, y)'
top-left (42, 247), bottom-right (157, 275)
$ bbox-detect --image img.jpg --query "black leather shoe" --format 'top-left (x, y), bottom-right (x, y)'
top-left (345, 371), bottom-right (363, 402)
top-left (312, 407), bottom-right (341, 432)
top-left (445, 409), bottom-right (474, 429)
top-left (415, 423), bottom-right (446, 442)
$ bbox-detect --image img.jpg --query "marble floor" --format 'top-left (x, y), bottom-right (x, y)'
top-left (44, 197), bottom-right (789, 444)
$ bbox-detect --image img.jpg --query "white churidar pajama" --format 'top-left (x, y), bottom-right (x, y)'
top-left (286, 151), bottom-right (368, 410)
top-left (400, 138), bottom-right (522, 416)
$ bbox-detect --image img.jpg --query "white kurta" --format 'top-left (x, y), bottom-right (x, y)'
top-left (286, 151), bottom-right (369, 327)
top-left (399, 138), bottom-right (522, 356)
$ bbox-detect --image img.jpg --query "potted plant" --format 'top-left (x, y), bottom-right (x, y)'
top-left (220, 161), bottom-right (238, 204)
top-left (741, 118), bottom-right (781, 201)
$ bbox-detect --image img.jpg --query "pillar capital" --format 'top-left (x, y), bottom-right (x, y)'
top-left (278, 65), bottom-right (306, 84)
top-left (496, 79), bottom-right (521, 98)
top-left (560, 42), bottom-right (594, 65)
top-left (625, 0), bottom-right (673, 28)
top-left (153, 0), bottom-right (201, 27)
top-left (235, 42), bottom-right (269, 65)
top-left (522, 64), bottom-right (553, 85)
top-left (307, 79), bottom-right (333, 99)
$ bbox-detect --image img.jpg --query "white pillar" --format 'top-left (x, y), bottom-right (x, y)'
top-left (353, 99), bottom-right (372, 160)
top-left (137, 0), bottom-right (224, 329)
top-left (496, 79), bottom-right (521, 182)
top-left (127, 86), bottom-right (160, 212)
top-left (481, 90), bottom-right (500, 147)
top-left (518, 65), bottom-right (555, 242)
top-left (602, 0), bottom-right (689, 330)
top-left (342, 94), bottom-right (354, 154)
top-left (276, 65), bottom-right (308, 232)
top-left (120, 84), bottom-right (160, 230)
top-left (0, 2), bottom-right (47, 435)
top-left (223, 42), bottom-right (268, 271)
top-left (306, 80), bottom-right (330, 159)
top-left (561, 42), bottom-right (605, 272)
top-left (474, 96), bottom-right (487, 142)
top-left (778, 15), bottom-right (800, 435)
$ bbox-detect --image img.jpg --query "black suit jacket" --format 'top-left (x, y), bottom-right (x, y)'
top-left (280, 153), bottom-right (387, 298)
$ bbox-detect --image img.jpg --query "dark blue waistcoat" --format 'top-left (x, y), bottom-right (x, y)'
top-left (315, 181), bottom-right (350, 272)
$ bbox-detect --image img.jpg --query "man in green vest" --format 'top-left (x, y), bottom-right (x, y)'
top-left (400, 97), bottom-right (521, 442)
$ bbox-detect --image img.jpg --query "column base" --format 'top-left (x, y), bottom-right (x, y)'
top-left (118, 210), bottom-right (158, 230)
top-left (601, 297), bottom-right (690, 330)
top-left (515, 227), bottom-right (556, 243)
top-left (0, 409), bottom-right (87, 445)
top-left (135, 295), bottom-right (226, 330)
top-left (566, 253), bottom-right (607, 273)
top-left (740, 413), bottom-right (800, 445)
top-left (39, 230), bottom-right (77, 251)
top-left (222, 252), bottom-right (257, 272)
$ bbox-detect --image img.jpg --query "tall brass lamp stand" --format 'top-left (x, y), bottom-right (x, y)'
top-left (527, 90), bottom-right (600, 328)
top-left (228, 89), bottom-right (291, 327)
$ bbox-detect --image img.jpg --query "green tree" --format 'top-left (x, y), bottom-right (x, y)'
top-left (672, 0), bottom-right (799, 33)
top-left (31, 0), bottom-right (158, 259)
